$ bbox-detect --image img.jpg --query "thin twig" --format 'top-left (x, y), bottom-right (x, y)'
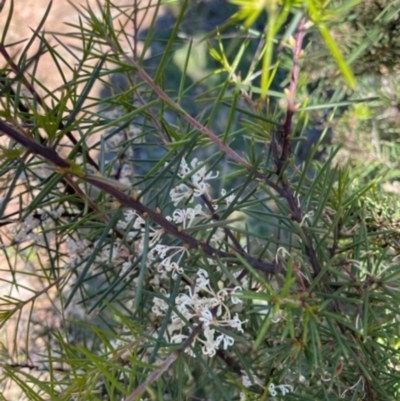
top-left (104, 38), bottom-right (250, 168)
top-left (124, 324), bottom-right (204, 401)
top-left (280, 17), bottom-right (306, 162)
top-left (272, 17), bottom-right (322, 276)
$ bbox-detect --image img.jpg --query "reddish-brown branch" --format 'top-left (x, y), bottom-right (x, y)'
top-left (273, 17), bottom-right (321, 276)
top-left (280, 17), bottom-right (307, 162)
top-left (0, 119), bottom-right (279, 275)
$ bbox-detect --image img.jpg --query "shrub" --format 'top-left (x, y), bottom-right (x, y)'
top-left (1, 1), bottom-right (400, 400)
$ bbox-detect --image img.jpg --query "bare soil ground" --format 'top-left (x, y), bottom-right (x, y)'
top-left (0, 0), bottom-right (159, 93)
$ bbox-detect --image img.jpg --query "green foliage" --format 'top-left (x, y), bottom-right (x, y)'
top-left (0, 1), bottom-right (400, 400)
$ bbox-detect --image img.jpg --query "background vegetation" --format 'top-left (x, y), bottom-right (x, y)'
top-left (0, 0), bottom-right (400, 400)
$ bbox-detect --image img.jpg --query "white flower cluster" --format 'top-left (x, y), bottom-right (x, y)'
top-left (239, 381), bottom-right (294, 400)
top-left (153, 269), bottom-right (246, 357)
top-left (111, 158), bottom-right (232, 278)
top-left (153, 244), bottom-right (189, 277)
top-left (166, 204), bottom-right (203, 228)
top-left (13, 214), bottom-right (42, 242)
top-left (4, 206), bottom-right (65, 247)
top-left (56, 156), bottom-right (247, 360)
top-left (241, 370), bottom-right (264, 388)
top-left (65, 238), bottom-right (91, 268)
top-left (268, 382), bottom-right (293, 397)
top-left (117, 209), bottom-right (164, 246)
top-left (220, 188), bottom-right (235, 206)
top-left (117, 187), bottom-right (207, 278)
top-left (169, 157), bottom-right (219, 206)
